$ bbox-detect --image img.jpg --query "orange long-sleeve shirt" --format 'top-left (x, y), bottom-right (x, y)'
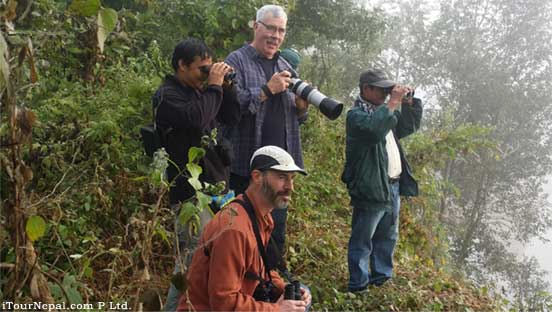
top-left (179, 188), bottom-right (285, 311)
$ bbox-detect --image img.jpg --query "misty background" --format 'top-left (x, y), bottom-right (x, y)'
top-left (2, 0), bottom-right (550, 310)
top-left (368, 0), bottom-right (552, 293)
top-left (287, 0), bottom-right (552, 308)
top-left (365, 0), bottom-right (552, 306)
top-left (525, 177), bottom-right (552, 287)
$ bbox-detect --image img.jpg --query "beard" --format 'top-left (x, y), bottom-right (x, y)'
top-left (261, 177), bottom-right (290, 209)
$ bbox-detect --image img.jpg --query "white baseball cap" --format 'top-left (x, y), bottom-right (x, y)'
top-left (250, 145), bottom-right (307, 175)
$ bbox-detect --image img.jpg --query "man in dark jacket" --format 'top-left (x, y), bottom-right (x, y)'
top-left (154, 38), bottom-right (240, 311)
top-left (341, 69), bottom-right (422, 292)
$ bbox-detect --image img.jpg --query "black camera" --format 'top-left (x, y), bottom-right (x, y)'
top-left (199, 65), bottom-right (236, 82)
top-left (252, 280), bottom-right (280, 303)
top-left (288, 70), bottom-right (343, 120)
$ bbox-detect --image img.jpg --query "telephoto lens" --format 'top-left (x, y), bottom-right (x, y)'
top-left (288, 70), bottom-right (343, 120)
top-left (284, 284), bottom-right (295, 300)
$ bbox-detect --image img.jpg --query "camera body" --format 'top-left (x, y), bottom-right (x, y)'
top-left (252, 280), bottom-right (280, 303)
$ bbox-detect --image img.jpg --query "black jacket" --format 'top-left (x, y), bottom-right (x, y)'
top-left (154, 75), bottom-right (241, 205)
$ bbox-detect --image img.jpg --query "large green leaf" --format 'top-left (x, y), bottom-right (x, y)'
top-left (196, 192), bottom-right (213, 212)
top-left (178, 202), bottom-right (197, 226)
top-left (26, 215), bottom-right (46, 242)
top-left (188, 147), bottom-right (206, 164)
top-left (187, 177), bottom-right (202, 191)
top-left (186, 163), bottom-right (202, 180)
top-left (0, 33), bottom-right (9, 94)
top-left (97, 7), bottom-right (118, 53)
top-left (68, 0), bottom-right (101, 17)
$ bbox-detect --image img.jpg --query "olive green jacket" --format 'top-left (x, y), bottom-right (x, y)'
top-left (341, 97), bottom-right (423, 211)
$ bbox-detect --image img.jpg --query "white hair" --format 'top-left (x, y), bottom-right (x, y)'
top-left (256, 4), bottom-right (287, 22)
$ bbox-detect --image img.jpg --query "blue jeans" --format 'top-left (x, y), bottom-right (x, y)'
top-left (347, 182), bottom-right (400, 291)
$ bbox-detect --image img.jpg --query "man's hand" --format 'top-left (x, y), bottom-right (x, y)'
top-left (208, 62), bottom-right (233, 86)
top-left (401, 88), bottom-right (415, 106)
top-left (300, 287), bottom-right (312, 306)
top-left (388, 84), bottom-right (413, 111)
top-left (266, 70), bottom-right (292, 95)
top-left (295, 95), bottom-right (309, 117)
top-left (277, 297), bottom-right (307, 312)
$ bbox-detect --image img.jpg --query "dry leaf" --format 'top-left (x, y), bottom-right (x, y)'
top-left (5, 0), bottom-right (18, 22)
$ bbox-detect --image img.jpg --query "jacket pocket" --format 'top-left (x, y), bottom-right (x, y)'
top-left (350, 157), bottom-right (387, 203)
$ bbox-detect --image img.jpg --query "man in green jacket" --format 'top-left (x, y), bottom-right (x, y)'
top-left (341, 69), bottom-right (422, 292)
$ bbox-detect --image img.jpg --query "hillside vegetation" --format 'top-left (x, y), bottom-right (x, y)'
top-left (0, 0), bottom-right (520, 310)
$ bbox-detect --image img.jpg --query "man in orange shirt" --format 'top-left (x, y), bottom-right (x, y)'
top-left (179, 145), bottom-right (311, 311)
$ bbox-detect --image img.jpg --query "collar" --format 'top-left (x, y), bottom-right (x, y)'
top-left (165, 74), bottom-right (202, 97)
top-left (354, 94), bottom-right (377, 113)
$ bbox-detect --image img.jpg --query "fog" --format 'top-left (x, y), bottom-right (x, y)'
top-left (360, 0), bottom-right (552, 307)
top-left (525, 177), bottom-right (552, 289)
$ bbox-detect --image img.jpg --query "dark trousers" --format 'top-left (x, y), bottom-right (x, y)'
top-left (230, 173), bottom-right (288, 255)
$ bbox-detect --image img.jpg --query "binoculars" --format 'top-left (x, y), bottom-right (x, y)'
top-left (284, 280), bottom-right (302, 300)
top-left (199, 65), bottom-right (236, 82)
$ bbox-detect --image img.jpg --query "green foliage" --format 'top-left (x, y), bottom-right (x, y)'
top-left (178, 202), bottom-right (198, 227)
top-left (286, 109), bottom-right (502, 311)
top-left (97, 7), bottom-right (118, 53)
top-left (0, 32), bottom-right (9, 92)
top-left (286, 0), bottom-right (388, 100)
top-left (387, 1), bottom-right (552, 306)
top-left (69, 0), bottom-right (102, 17)
top-left (116, 0), bottom-right (292, 59)
top-left (2, 0), bottom-right (528, 309)
top-left (49, 274), bottom-right (84, 304)
top-left (188, 146), bottom-right (206, 164)
top-left (149, 148), bottom-right (169, 187)
top-left (26, 215), bottom-right (48, 242)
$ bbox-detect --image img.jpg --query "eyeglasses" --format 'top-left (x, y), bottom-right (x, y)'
top-left (257, 20), bottom-right (286, 35)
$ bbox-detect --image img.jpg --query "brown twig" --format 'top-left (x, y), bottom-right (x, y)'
top-left (36, 266), bottom-right (72, 304)
top-left (29, 145), bottom-right (81, 209)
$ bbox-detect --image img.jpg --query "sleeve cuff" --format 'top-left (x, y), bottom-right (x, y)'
top-left (261, 84), bottom-right (274, 98)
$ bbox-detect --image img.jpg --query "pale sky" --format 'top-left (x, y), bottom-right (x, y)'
top-left (525, 177), bottom-right (552, 289)
top-left (362, 0), bottom-right (552, 291)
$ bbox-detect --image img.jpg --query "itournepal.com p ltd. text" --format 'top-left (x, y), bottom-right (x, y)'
top-left (1, 301), bottom-right (131, 311)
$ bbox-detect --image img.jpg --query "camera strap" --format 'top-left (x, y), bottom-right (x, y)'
top-left (233, 194), bottom-right (276, 284)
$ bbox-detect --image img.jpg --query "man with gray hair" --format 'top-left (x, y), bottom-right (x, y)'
top-left (224, 4), bottom-right (309, 266)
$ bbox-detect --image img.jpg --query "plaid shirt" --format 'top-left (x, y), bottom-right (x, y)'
top-left (224, 44), bottom-right (306, 176)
